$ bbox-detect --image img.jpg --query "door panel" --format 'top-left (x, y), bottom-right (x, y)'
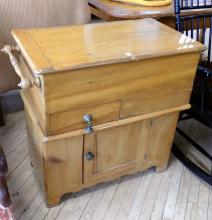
top-left (95, 123), bottom-right (140, 173)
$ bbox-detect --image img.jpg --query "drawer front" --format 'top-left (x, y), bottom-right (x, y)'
top-left (49, 101), bottom-right (120, 135)
top-left (120, 88), bottom-right (192, 118)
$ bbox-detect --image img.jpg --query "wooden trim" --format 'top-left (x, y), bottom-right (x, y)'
top-left (12, 30), bottom-right (54, 75)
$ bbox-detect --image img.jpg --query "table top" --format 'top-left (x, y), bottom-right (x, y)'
top-left (12, 19), bottom-right (203, 75)
top-left (88, 0), bottom-right (212, 19)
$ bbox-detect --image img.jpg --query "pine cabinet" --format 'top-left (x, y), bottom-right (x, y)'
top-left (2, 18), bottom-right (204, 206)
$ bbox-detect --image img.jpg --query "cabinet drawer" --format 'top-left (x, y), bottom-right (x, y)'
top-left (120, 88), bottom-right (192, 118)
top-left (49, 101), bottom-right (120, 135)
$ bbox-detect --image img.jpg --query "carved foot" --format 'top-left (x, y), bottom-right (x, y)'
top-left (46, 194), bottom-right (62, 208)
top-left (156, 163), bottom-right (168, 173)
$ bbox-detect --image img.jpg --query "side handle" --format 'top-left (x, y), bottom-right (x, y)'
top-left (1, 45), bottom-right (41, 89)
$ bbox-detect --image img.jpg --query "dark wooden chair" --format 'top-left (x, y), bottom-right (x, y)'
top-left (173, 0), bottom-right (212, 185)
top-left (0, 145), bottom-right (11, 209)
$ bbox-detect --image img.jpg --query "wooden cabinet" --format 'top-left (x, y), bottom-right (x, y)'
top-left (2, 18), bottom-right (204, 206)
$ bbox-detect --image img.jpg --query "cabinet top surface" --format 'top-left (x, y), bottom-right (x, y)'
top-left (12, 18), bottom-right (204, 75)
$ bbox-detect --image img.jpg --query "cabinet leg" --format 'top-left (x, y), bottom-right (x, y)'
top-left (46, 194), bottom-right (62, 208)
top-left (156, 163), bottom-right (168, 173)
top-left (0, 98), bottom-right (5, 126)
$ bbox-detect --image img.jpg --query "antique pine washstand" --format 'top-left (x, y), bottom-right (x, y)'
top-left (2, 19), bottom-right (204, 206)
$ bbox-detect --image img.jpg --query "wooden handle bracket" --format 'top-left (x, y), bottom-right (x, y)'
top-left (1, 45), bottom-right (41, 89)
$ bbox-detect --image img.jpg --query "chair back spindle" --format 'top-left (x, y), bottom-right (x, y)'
top-left (179, 0), bottom-right (212, 9)
top-left (175, 0), bottom-right (212, 64)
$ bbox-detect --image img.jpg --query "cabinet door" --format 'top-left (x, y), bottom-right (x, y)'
top-left (83, 112), bottom-right (179, 185)
top-left (83, 121), bottom-right (146, 185)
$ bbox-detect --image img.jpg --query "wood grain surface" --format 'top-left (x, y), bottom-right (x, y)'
top-left (12, 19), bottom-right (203, 74)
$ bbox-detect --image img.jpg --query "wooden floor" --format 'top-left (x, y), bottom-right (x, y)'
top-left (0, 111), bottom-right (211, 220)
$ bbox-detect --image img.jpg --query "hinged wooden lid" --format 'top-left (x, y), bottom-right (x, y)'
top-left (12, 18), bottom-right (204, 75)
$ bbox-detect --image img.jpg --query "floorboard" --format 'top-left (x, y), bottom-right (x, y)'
top-left (0, 111), bottom-right (211, 220)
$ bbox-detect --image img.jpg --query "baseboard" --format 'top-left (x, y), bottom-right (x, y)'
top-left (0, 90), bottom-right (24, 115)
top-left (0, 100), bottom-right (4, 126)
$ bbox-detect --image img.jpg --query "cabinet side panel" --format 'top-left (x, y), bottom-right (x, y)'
top-left (25, 107), bottom-right (45, 197)
top-left (44, 135), bottom-right (83, 205)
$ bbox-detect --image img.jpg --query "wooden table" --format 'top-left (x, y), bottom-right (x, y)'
top-left (89, 0), bottom-right (212, 27)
